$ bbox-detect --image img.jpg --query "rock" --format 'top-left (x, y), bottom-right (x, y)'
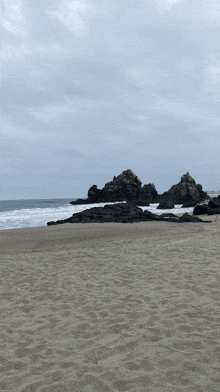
top-left (160, 213), bottom-right (179, 222)
top-left (193, 198), bottom-right (220, 216)
top-left (178, 213), bottom-right (205, 222)
top-left (193, 204), bottom-right (211, 215)
top-left (157, 201), bottom-right (175, 209)
top-left (101, 169), bottom-right (142, 202)
top-left (160, 172), bottom-right (208, 205)
top-left (70, 169), bottom-right (158, 205)
top-left (70, 170), bottom-right (208, 207)
top-left (48, 203), bottom-right (146, 224)
top-left (208, 197), bottom-right (220, 209)
top-left (138, 183), bottom-right (159, 205)
top-left (47, 202), bottom-right (209, 226)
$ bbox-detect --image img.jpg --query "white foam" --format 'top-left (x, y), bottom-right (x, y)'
top-left (0, 202), bottom-right (124, 230)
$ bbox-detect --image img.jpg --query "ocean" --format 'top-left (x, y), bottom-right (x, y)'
top-left (0, 192), bottom-right (219, 231)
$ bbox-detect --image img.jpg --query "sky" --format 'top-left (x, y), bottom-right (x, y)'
top-left (1, 0), bottom-right (220, 200)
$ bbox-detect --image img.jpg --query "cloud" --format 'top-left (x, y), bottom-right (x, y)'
top-left (1, 0), bottom-right (220, 198)
top-left (0, 0), bottom-right (27, 37)
top-left (48, 0), bottom-right (97, 36)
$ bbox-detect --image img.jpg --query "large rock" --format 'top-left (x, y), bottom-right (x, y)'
top-left (70, 170), bottom-right (208, 207)
top-left (47, 202), bottom-right (209, 225)
top-left (71, 169), bottom-right (159, 205)
top-left (48, 203), bottom-right (150, 224)
top-left (101, 169), bottom-right (142, 202)
top-left (160, 172), bottom-right (208, 205)
top-left (193, 196), bottom-right (220, 215)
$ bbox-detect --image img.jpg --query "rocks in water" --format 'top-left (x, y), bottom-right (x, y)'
top-left (71, 169), bottom-right (159, 205)
top-left (47, 202), bottom-right (209, 226)
top-left (157, 201), bottom-right (175, 209)
top-left (70, 170), bottom-right (208, 207)
top-left (193, 196), bottom-right (220, 215)
top-left (160, 172), bottom-right (208, 205)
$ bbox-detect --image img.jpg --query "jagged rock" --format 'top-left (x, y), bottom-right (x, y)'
top-left (47, 202), bottom-right (209, 226)
top-left (160, 172), bottom-right (208, 205)
top-left (70, 169), bottom-right (157, 205)
top-left (101, 169), bottom-right (142, 202)
top-left (138, 183), bottom-right (159, 205)
top-left (157, 201), bottom-right (175, 209)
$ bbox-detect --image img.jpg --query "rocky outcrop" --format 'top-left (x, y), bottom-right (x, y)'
top-left (70, 170), bottom-right (208, 207)
top-left (101, 169), bottom-right (142, 202)
top-left (47, 202), bottom-right (208, 225)
top-left (160, 172), bottom-right (208, 205)
top-left (71, 169), bottom-right (159, 205)
top-left (193, 196), bottom-right (220, 215)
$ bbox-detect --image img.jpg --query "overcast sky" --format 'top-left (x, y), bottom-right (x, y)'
top-left (1, 0), bottom-right (220, 199)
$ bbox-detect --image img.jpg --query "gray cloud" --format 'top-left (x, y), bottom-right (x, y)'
top-left (1, 0), bottom-right (220, 199)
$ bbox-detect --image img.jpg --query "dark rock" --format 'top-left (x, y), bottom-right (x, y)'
top-left (208, 197), bottom-right (220, 209)
top-left (160, 172), bottom-right (208, 205)
top-left (101, 169), bottom-right (142, 202)
top-left (142, 210), bottom-right (162, 221)
top-left (47, 202), bottom-right (209, 226)
top-left (71, 169), bottom-right (159, 205)
top-left (138, 183), bottom-right (159, 205)
top-left (193, 201), bottom-right (220, 216)
top-left (157, 201), bottom-right (175, 209)
top-left (178, 213), bottom-right (206, 223)
top-left (48, 203), bottom-right (144, 225)
top-left (70, 170), bottom-right (208, 207)
top-left (193, 204), bottom-right (211, 215)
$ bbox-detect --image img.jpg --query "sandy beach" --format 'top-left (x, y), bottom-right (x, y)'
top-left (1, 216), bottom-right (220, 392)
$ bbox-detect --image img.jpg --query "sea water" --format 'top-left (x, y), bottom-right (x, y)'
top-left (0, 192), bottom-right (218, 231)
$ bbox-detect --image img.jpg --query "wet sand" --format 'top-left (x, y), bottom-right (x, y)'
top-left (1, 216), bottom-right (220, 391)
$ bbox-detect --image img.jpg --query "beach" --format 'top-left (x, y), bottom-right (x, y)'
top-left (1, 217), bottom-right (220, 392)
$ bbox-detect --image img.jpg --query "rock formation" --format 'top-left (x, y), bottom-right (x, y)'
top-left (193, 195), bottom-right (220, 215)
top-left (47, 202), bottom-right (208, 225)
top-left (70, 169), bottom-right (159, 206)
top-left (70, 170), bottom-right (208, 207)
top-left (159, 172), bottom-right (208, 205)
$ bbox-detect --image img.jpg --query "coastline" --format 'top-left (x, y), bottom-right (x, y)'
top-left (1, 218), bottom-right (220, 391)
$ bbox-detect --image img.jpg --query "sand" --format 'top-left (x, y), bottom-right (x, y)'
top-left (1, 216), bottom-right (220, 392)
